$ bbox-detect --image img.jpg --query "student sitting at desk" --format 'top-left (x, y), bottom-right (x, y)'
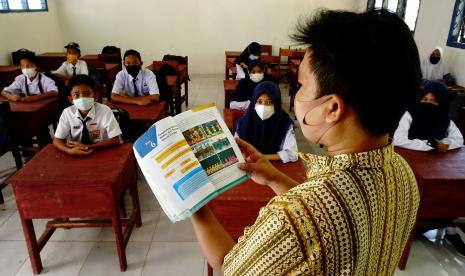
top-left (52, 42), bottom-right (88, 79)
top-left (235, 81), bottom-right (298, 163)
top-left (230, 59), bottom-right (265, 111)
top-left (421, 47), bottom-right (455, 84)
top-left (111, 49), bottom-right (160, 106)
top-left (1, 51), bottom-right (58, 102)
top-left (235, 42), bottom-right (262, 80)
top-left (393, 81), bottom-right (463, 151)
top-left (53, 75), bottom-right (122, 156)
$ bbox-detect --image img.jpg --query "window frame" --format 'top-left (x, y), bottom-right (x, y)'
top-left (447, 0), bottom-right (465, 49)
top-left (0, 0), bottom-right (48, 13)
top-left (366, 0), bottom-right (421, 34)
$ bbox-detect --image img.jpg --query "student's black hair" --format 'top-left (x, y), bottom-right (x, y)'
top-left (291, 9), bottom-right (421, 136)
top-left (19, 51), bottom-right (38, 65)
top-left (68, 74), bottom-right (96, 95)
top-left (123, 49), bottom-right (142, 62)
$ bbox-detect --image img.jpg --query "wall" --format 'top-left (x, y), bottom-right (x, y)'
top-left (0, 0), bottom-right (63, 64)
top-left (54, 0), bottom-right (363, 74)
top-left (414, 0), bottom-right (465, 85)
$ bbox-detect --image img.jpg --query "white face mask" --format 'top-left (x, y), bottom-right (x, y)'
top-left (73, 97), bottom-right (94, 111)
top-left (250, 73), bottom-right (264, 83)
top-left (249, 54), bottom-right (259, 60)
top-left (22, 68), bottom-right (37, 79)
top-left (255, 104), bottom-right (275, 120)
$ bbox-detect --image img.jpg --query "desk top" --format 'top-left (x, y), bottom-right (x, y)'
top-left (448, 84), bottom-right (465, 93)
top-left (395, 147), bottom-right (465, 180)
top-left (108, 101), bottom-right (166, 121)
top-left (6, 143), bottom-right (134, 187)
top-left (223, 79), bottom-right (240, 90)
top-left (0, 65), bottom-right (20, 72)
top-left (81, 54), bottom-right (99, 60)
top-left (37, 52), bottom-right (66, 57)
top-left (6, 96), bottom-right (59, 113)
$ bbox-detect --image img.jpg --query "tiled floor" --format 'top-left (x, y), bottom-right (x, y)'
top-left (1, 75), bottom-right (464, 275)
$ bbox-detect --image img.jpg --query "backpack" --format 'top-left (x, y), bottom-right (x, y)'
top-left (111, 108), bottom-right (131, 142)
top-left (155, 64), bottom-right (177, 110)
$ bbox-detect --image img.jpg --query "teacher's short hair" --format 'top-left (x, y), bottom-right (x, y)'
top-left (291, 9), bottom-right (421, 136)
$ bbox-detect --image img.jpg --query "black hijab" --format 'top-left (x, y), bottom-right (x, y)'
top-left (236, 81), bottom-right (293, 154)
top-left (233, 60), bottom-right (265, 102)
top-left (408, 81), bottom-right (451, 141)
top-left (235, 42), bottom-right (262, 67)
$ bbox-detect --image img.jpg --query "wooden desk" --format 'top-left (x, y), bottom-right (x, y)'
top-left (0, 65), bottom-right (21, 87)
top-left (36, 52), bottom-right (66, 73)
top-left (395, 147), bottom-right (465, 270)
top-left (223, 108), bottom-right (244, 133)
top-left (6, 144), bottom-right (141, 274)
top-left (107, 101), bottom-right (166, 142)
top-left (448, 84), bottom-right (465, 94)
top-left (209, 160), bottom-right (307, 239)
top-left (7, 96), bottom-right (59, 148)
top-left (225, 51), bottom-right (241, 80)
top-left (223, 79), bottom-right (240, 108)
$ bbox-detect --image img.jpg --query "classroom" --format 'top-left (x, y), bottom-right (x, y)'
top-left (1, 0), bottom-right (465, 275)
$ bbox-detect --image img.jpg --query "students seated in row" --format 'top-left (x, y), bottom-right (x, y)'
top-left (230, 59), bottom-right (265, 111)
top-left (52, 42), bottom-right (88, 79)
top-left (235, 42), bottom-right (262, 80)
top-left (235, 81), bottom-right (297, 163)
top-left (1, 51), bottom-right (58, 102)
top-left (53, 75), bottom-right (122, 156)
top-left (393, 81), bottom-right (463, 151)
top-left (111, 49), bottom-right (160, 106)
top-left (421, 47), bottom-right (454, 84)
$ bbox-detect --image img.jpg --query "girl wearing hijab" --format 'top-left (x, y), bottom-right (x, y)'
top-left (421, 47), bottom-right (455, 84)
top-left (393, 81), bottom-right (463, 151)
top-left (234, 42), bottom-right (262, 80)
top-left (230, 59), bottom-right (265, 111)
top-left (235, 81), bottom-right (298, 163)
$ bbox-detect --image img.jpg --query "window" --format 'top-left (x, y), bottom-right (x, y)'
top-left (367, 0), bottom-right (421, 32)
top-left (447, 0), bottom-right (465, 49)
top-left (0, 0), bottom-right (48, 13)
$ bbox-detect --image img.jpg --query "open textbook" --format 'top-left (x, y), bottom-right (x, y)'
top-left (133, 104), bottom-right (249, 222)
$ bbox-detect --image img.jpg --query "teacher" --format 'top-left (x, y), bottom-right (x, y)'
top-left (190, 9), bottom-right (421, 275)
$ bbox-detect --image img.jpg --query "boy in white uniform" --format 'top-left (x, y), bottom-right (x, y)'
top-left (53, 74), bottom-right (122, 156)
top-left (111, 49), bottom-right (159, 105)
top-left (1, 51), bottom-right (58, 102)
top-left (52, 42), bottom-right (89, 79)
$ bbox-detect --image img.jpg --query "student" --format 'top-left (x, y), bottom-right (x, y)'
top-left (235, 81), bottom-right (297, 163)
top-left (53, 75), bottom-right (122, 156)
top-left (421, 47), bottom-right (454, 84)
top-left (190, 9), bottom-right (421, 275)
top-left (1, 51), bottom-right (58, 102)
top-left (111, 49), bottom-right (159, 105)
top-left (230, 59), bottom-right (265, 111)
top-left (234, 42), bottom-right (262, 80)
top-left (52, 42), bottom-right (89, 79)
top-left (393, 81), bottom-right (463, 151)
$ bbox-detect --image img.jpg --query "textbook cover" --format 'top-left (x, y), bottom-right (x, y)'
top-left (133, 104), bottom-right (249, 222)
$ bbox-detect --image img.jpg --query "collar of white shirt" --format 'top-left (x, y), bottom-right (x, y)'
top-left (126, 68), bottom-right (143, 81)
top-left (26, 73), bottom-right (40, 85)
top-left (73, 103), bottom-right (96, 120)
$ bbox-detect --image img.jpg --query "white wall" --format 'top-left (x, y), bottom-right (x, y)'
top-left (414, 0), bottom-right (465, 85)
top-left (54, 0), bottom-right (363, 74)
top-left (0, 0), bottom-right (63, 64)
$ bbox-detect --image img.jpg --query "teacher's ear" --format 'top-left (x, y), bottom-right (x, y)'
top-left (324, 94), bottom-right (345, 124)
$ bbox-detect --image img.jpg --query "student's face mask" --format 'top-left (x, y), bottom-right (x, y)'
top-left (250, 73), bottom-right (264, 83)
top-left (67, 54), bottom-right (78, 65)
top-left (73, 97), bottom-right (94, 111)
top-left (294, 94), bottom-right (335, 144)
top-left (126, 65), bottom-right (141, 78)
top-left (21, 68), bottom-right (37, 79)
top-left (255, 104), bottom-right (275, 120)
top-left (249, 54), bottom-right (259, 60)
top-left (429, 56), bottom-right (440, 65)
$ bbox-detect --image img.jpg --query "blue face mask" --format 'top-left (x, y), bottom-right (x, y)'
top-left (249, 55), bottom-right (259, 60)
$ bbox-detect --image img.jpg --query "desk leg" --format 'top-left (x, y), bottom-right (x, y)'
top-left (398, 223), bottom-right (416, 270)
top-left (19, 217), bottom-right (43, 274)
top-left (111, 205), bottom-right (127, 272)
top-left (175, 86), bottom-right (181, 115)
top-left (184, 79), bottom-right (188, 106)
top-left (129, 179), bottom-right (142, 227)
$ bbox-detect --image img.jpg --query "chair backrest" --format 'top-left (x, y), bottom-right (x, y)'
top-left (261, 44), bottom-right (272, 56)
top-left (291, 50), bottom-right (306, 59)
top-left (153, 60), bottom-right (179, 71)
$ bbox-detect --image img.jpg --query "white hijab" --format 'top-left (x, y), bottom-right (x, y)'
top-left (421, 47), bottom-right (448, 80)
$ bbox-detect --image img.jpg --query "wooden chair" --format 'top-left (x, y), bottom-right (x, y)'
top-left (152, 61), bottom-right (187, 115)
top-left (260, 55), bottom-right (281, 84)
top-left (260, 44), bottom-right (273, 56)
top-left (0, 99), bottom-right (23, 204)
top-left (223, 80), bottom-right (240, 108)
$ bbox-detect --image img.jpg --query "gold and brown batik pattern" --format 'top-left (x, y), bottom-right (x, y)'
top-left (224, 145), bottom-right (419, 276)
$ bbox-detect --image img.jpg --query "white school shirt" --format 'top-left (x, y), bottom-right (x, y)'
top-left (111, 68), bottom-right (159, 97)
top-left (230, 100), bottom-right (250, 111)
top-left (53, 60), bottom-right (89, 76)
top-left (4, 73), bottom-right (57, 96)
top-left (235, 64), bottom-right (246, 80)
top-left (54, 102), bottom-right (122, 143)
top-left (235, 125), bottom-right (298, 163)
top-left (393, 111), bottom-right (464, 151)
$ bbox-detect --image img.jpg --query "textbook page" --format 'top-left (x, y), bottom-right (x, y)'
top-left (173, 104), bottom-right (249, 194)
top-left (133, 116), bottom-right (217, 222)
